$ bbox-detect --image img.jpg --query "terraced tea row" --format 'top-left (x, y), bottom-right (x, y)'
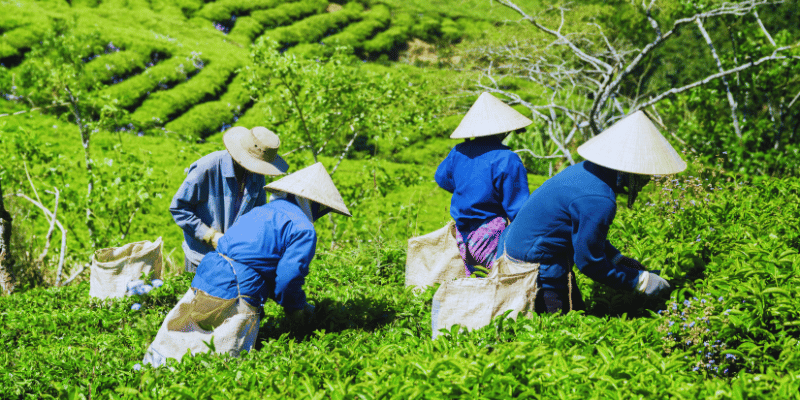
top-left (1, 0), bottom-right (477, 139)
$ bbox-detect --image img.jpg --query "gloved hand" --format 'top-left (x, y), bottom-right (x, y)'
top-left (636, 271), bottom-right (671, 296)
top-left (211, 232), bottom-right (223, 249)
top-left (614, 255), bottom-right (646, 271)
top-left (202, 228), bottom-right (223, 249)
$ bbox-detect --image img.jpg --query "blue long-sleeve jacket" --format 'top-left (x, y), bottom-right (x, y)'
top-left (496, 161), bottom-right (641, 290)
top-left (435, 136), bottom-right (529, 238)
top-left (192, 198), bottom-right (316, 311)
top-left (170, 150), bottom-right (267, 266)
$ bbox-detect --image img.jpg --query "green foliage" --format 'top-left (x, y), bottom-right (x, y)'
top-left (100, 57), bottom-right (201, 110)
top-left (246, 41), bottom-right (446, 162)
top-left (131, 57), bottom-right (241, 133)
top-left (195, 0), bottom-right (291, 23)
top-left (3, 177), bottom-right (800, 397)
top-left (289, 3), bottom-right (391, 57)
top-left (361, 12), bottom-right (414, 57)
top-left (163, 72), bottom-right (252, 138)
top-left (259, 1), bottom-right (364, 49)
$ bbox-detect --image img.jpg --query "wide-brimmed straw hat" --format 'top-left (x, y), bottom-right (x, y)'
top-left (450, 92), bottom-right (533, 139)
top-left (577, 110), bottom-right (687, 175)
top-left (264, 162), bottom-right (351, 217)
top-left (223, 126), bottom-right (289, 176)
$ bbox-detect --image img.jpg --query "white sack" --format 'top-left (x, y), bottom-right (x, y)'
top-left (405, 220), bottom-right (465, 290)
top-left (142, 289), bottom-right (260, 367)
top-left (431, 253), bottom-right (539, 339)
top-left (90, 237), bottom-right (163, 299)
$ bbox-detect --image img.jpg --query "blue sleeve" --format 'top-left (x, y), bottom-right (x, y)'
top-left (497, 153), bottom-right (529, 222)
top-left (170, 162), bottom-right (212, 242)
top-left (569, 196), bottom-right (639, 290)
top-left (604, 240), bottom-right (622, 261)
top-left (274, 228), bottom-right (317, 311)
top-left (434, 150), bottom-right (455, 193)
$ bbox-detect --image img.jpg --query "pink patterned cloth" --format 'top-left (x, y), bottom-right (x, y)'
top-left (455, 216), bottom-right (508, 277)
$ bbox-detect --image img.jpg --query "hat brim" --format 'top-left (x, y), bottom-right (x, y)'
top-left (224, 128), bottom-right (289, 176)
top-left (264, 163), bottom-right (351, 217)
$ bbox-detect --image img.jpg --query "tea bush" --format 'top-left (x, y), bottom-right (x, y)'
top-left (2, 177), bottom-right (800, 398)
top-left (259, 1), bottom-right (364, 49)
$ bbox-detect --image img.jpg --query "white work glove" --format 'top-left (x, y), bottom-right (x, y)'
top-left (211, 232), bottom-right (223, 249)
top-left (202, 228), bottom-right (224, 249)
top-left (636, 271), bottom-right (671, 296)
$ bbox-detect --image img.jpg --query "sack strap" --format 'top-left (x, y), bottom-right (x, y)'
top-left (217, 252), bottom-right (254, 305)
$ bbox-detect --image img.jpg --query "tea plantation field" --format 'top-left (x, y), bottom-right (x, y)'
top-left (2, 172), bottom-right (800, 398)
top-left (3, 0), bottom-right (800, 398)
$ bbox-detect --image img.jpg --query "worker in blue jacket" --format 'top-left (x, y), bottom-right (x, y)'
top-left (495, 111), bottom-right (685, 314)
top-left (143, 163), bottom-right (350, 367)
top-left (170, 126), bottom-right (288, 272)
top-left (435, 92), bottom-right (533, 277)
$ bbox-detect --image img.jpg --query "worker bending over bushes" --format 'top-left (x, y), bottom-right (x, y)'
top-left (143, 163), bottom-right (351, 367)
top-left (435, 92), bottom-right (532, 278)
top-left (170, 126), bottom-right (289, 272)
top-left (495, 111), bottom-right (683, 314)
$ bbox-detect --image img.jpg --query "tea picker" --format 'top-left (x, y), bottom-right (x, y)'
top-left (143, 163), bottom-right (351, 367)
top-left (434, 92), bottom-right (533, 278)
top-left (170, 126), bottom-right (289, 273)
top-left (494, 110), bottom-right (685, 314)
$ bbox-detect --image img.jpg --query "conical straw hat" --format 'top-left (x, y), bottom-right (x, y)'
top-left (264, 162), bottom-right (351, 217)
top-left (224, 126), bottom-right (289, 176)
top-left (577, 110), bottom-right (687, 175)
top-left (450, 92), bottom-right (533, 139)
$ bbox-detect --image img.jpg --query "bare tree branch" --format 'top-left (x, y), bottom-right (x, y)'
top-left (331, 127), bottom-right (359, 176)
top-left (63, 263), bottom-right (87, 286)
top-left (635, 48), bottom-right (794, 112)
top-left (38, 189), bottom-right (59, 264)
top-left (696, 17), bottom-right (742, 138)
top-left (753, 9), bottom-right (776, 46)
top-left (514, 149), bottom-right (564, 159)
top-left (15, 193), bottom-right (67, 286)
top-left (644, 0), bottom-right (661, 37)
top-left (787, 90), bottom-right (800, 109)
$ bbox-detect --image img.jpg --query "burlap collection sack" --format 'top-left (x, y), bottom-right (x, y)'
top-left (405, 220), bottom-right (465, 290)
top-left (431, 252), bottom-right (539, 339)
top-left (142, 288), bottom-right (260, 367)
top-left (90, 237), bottom-right (163, 299)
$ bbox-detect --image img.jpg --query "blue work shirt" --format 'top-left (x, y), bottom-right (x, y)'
top-left (191, 198), bottom-right (317, 311)
top-left (435, 136), bottom-right (529, 238)
top-left (170, 150), bottom-right (267, 267)
top-left (496, 161), bottom-right (641, 291)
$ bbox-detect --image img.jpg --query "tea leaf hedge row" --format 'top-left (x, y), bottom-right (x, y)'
top-left (1, 0), bottom-right (493, 140)
top-left (1, 175), bottom-right (800, 398)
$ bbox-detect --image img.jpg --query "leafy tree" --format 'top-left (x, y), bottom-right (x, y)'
top-left (246, 39), bottom-right (445, 167)
top-left (470, 0), bottom-right (799, 180)
top-left (9, 20), bottom-right (127, 249)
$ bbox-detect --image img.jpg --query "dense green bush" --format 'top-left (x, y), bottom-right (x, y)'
top-left (130, 58), bottom-right (241, 131)
top-left (259, 1), bottom-right (364, 48)
top-left (163, 72), bottom-right (253, 138)
top-left (195, 0), bottom-right (291, 22)
top-left (289, 4), bottom-right (390, 57)
top-left (228, 0), bottom-right (328, 44)
top-left (100, 56), bottom-right (202, 110)
top-left (2, 172), bottom-right (800, 397)
top-left (361, 12), bottom-right (414, 57)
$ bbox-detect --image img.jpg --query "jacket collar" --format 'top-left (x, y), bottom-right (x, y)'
top-left (221, 152), bottom-right (236, 178)
top-left (584, 161), bottom-right (619, 193)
